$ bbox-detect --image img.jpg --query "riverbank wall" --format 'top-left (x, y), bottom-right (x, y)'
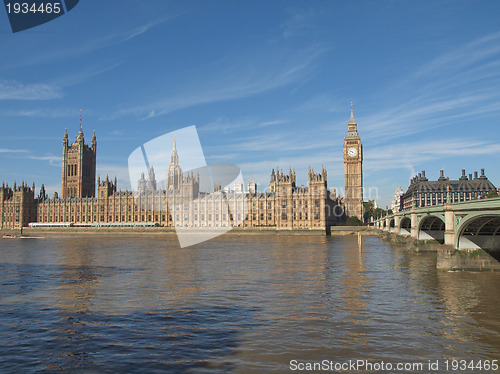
top-left (373, 229), bottom-right (500, 272)
top-left (1, 225), bottom-right (368, 238)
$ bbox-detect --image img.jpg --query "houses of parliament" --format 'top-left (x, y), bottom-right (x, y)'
top-left (0, 108), bottom-right (365, 231)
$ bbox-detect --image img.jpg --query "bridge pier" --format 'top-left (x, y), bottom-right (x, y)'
top-left (394, 215), bottom-right (400, 235)
top-left (444, 203), bottom-right (455, 246)
top-left (410, 209), bottom-right (418, 238)
top-left (385, 216), bottom-right (390, 232)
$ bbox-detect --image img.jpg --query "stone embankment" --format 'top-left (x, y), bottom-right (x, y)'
top-left (373, 229), bottom-right (500, 272)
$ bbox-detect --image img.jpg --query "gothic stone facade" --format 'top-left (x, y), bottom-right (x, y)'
top-left (343, 104), bottom-right (364, 220)
top-left (62, 125), bottom-right (96, 199)
top-left (0, 182), bottom-right (37, 229)
top-left (1, 127), bottom-right (345, 230)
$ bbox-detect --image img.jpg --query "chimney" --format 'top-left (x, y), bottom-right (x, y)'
top-left (474, 171), bottom-right (478, 179)
top-left (422, 171), bottom-right (426, 178)
top-left (481, 169), bottom-right (485, 177)
top-left (438, 170), bottom-right (446, 181)
top-left (460, 169), bottom-right (468, 181)
top-left (469, 174), bottom-right (472, 180)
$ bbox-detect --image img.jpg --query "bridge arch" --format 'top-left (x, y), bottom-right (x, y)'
top-left (457, 214), bottom-right (500, 261)
top-left (389, 218), bottom-right (395, 233)
top-left (399, 217), bottom-right (411, 236)
top-left (418, 215), bottom-right (445, 243)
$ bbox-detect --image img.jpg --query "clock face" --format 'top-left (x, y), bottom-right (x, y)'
top-left (347, 147), bottom-right (358, 157)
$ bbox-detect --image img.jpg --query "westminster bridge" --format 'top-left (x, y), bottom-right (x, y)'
top-left (374, 197), bottom-right (500, 260)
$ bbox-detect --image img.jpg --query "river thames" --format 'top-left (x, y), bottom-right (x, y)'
top-left (0, 234), bottom-right (499, 373)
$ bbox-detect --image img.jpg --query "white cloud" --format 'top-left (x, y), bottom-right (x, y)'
top-left (362, 30), bottom-right (500, 144)
top-left (28, 155), bottom-right (62, 167)
top-left (296, 92), bottom-right (342, 113)
top-left (123, 18), bottom-right (172, 41)
top-left (0, 107), bottom-right (82, 118)
top-left (108, 44), bottom-right (328, 120)
top-left (412, 30), bottom-right (500, 82)
top-left (362, 93), bottom-right (495, 142)
top-left (281, 8), bottom-right (317, 38)
top-left (0, 62), bottom-right (122, 104)
top-left (365, 138), bottom-right (500, 175)
top-left (4, 15), bottom-right (178, 70)
top-left (51, 61), bottom-right (125, 88)
top-left (0, 79), bottom-right (62, 100)
top-left (217, 132), bottom-right (336, 154)
top-left (199, 117), bottom-right (286, 133)
top-left (0, 148), bottom-right (29, 153)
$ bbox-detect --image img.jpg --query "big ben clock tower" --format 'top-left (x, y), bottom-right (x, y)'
top-left (343, 103), bottom-right (364, 221)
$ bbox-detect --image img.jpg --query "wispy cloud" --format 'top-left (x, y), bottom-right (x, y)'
top-left (123, 18), bottom-right (170, 41)
top-left (365, 138), bottom-right (500, 174)
top-left (281, 8), bottom-right (316, 38)
top-left (0, 107), bottom-right (83, 118)
top-left (412, 30), bottom-right (500, 83)
top-left (0, 79), bottom-right (62, 100)
top-left (200, 117), bottom-right (286, 133)
top-left (358, 30), bottom-right (500, 144)
top-left (0, 151), bottom-right (62, 165)
top-left (109, 44), bottom-right (328, 120)
top-left (28, 154), bottom-right (62, 166)
top-left (216, 131), bottom-right (337, 154)
top-left (4, 16), bottom-right (178, 70)
top-left (0, 148), bottom-right (29, 153)
top-left (205, 153), bottom-right (240, 161)
top-left (296, 92), bottom-right (342, 113)
top-left (110, 129), bottom-right (126, 136)
top-left (0, 61), bottom-right (122, 104)
top-left (51, 60), bottom-right (125, 88)
top-left (363, 93), bottom-right (496, 142)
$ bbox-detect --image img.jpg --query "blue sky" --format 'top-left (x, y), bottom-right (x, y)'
top-left (1, 1), bottom-right (500, 208)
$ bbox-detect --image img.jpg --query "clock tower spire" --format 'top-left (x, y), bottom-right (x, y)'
top-left (343, 103), bottom-right (364, 221)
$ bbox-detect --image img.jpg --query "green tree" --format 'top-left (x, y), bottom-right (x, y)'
top-left (485, 190), bottom-right (499, 198)
top-left (374, 207), bottom-right (386, 218)
top-left (363, 201), bottom-right (375, 222)
top-left (346, 216), bottom-right (363, 226)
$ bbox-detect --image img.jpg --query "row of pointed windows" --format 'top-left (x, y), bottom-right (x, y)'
top-left (67, 164), bottom-right (92, 177)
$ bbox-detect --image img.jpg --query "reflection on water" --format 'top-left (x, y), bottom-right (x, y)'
top-left (0, 234), bottom-right (499, 373)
